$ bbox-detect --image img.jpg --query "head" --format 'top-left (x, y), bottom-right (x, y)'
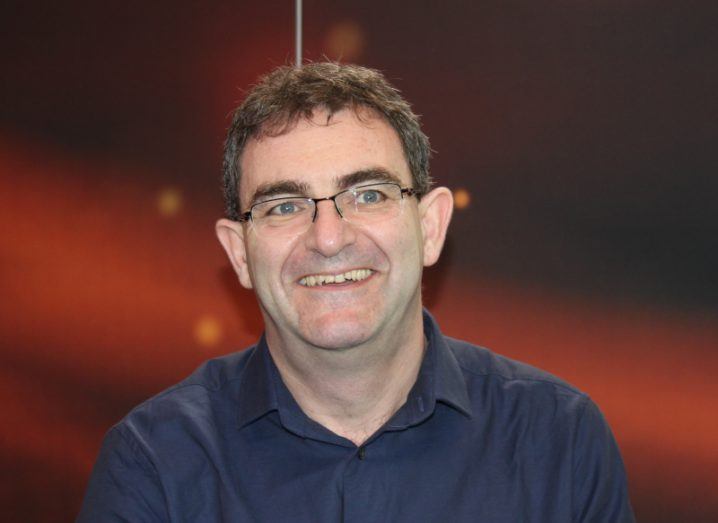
top-left (222, 62), bottom-right (433, 220)
top-left (217, 63), bottom-right (453, 354)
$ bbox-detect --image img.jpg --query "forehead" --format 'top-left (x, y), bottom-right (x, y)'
top-left (239, 108), bottom-right (411, 204)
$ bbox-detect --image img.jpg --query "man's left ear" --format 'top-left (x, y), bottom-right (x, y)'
top-left (418, 186), bottom-right (454, 267)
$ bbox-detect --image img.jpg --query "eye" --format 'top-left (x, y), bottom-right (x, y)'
top-left (355, 188), bottom-right (386, 205)
top-left (254, 198), bottom-right (311, 220)
top-left (268, 199), bottom-right (305, 216)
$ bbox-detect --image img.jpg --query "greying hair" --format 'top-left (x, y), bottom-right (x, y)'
top-left (222, 62), bottom-right (433, 220)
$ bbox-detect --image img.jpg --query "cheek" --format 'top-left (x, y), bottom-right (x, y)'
top-left (248, 234), bottom-right (307, 294)
top-left (392, 217), bottom-right (425, 263)
top-left (246, 241), bottom-right (280, 288)
top-left (375, 223), bottom-right (425, 289)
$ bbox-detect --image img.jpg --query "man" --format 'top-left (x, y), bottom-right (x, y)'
top-left (78, 62), bottom-right (635, 522)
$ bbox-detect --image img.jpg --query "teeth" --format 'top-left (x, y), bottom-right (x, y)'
top-left (299, 269), bottom-right (373, 287)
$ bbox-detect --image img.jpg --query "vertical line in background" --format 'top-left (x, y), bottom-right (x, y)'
top-left (295, 0), bottom-right (302, 67)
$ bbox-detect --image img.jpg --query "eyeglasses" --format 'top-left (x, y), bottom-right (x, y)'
top-left (238, 182), bottom-right (417, 236)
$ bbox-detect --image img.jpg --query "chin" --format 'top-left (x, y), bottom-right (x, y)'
top-left (297, 311), bottom-right (377, 350)
top-left (303, 332), bottom-right (372, 351)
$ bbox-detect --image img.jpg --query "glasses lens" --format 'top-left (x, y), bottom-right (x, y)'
top-left (251, 197), bottom-right (314, 234)
top-left (338, 183), bottom-right (404, 221)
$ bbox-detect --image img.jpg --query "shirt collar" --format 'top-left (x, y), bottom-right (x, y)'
top-left (385, 309), bottom-right (473, 429)
top-left (236, 335), bottom-right (349, 444)
top-left (236, 334), bottom-right (278, 429)
top-left (423, 309), bottom-right (473, 417)
top-left (235, 309), bottom-right (473, 431)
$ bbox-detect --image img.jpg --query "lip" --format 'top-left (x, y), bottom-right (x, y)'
top-left (296, 268), bottom-right (375, 288)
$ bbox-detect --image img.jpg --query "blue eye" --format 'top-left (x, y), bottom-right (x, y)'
top-left (253, 198), bottom-right (312, 222)
top-left (273, 201), bottom-right (298, 215)
top-left (356, 189), bottom-right (385, 205)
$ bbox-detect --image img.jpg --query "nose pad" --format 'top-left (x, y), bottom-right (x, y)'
top-left (311, 197), bottom-right (345, 222)
top-left (305, 198), bottom-right (356, 257)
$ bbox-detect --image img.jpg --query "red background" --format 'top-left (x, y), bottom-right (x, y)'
top-left (1, 1), bottom-right (716, 521)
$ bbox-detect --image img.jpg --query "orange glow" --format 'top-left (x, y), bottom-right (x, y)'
top-left (194, 315), bottom-right (224, 348)
top-left (157, 187), bottom-right (183, 217)
top-left (453, 188), bottom-right (471, 209)
top-left (324, 21), bottom-right (365, 62)
top-left (1, 135), bottom-right (716, 519)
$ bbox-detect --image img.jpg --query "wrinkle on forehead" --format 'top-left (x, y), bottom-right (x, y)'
top-left (240, 107), bottom-right (409, 208)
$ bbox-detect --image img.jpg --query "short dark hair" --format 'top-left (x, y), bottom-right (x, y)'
top-left (222, 62), bottom-right (433, 220)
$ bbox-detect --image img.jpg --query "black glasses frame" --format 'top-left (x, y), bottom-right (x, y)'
top-left (237, 183), bottom-right (417, 224)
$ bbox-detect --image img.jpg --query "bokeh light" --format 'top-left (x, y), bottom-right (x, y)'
top-left (453, 188), bottom-right (471, 210)
top-left (194, 315), bottom-right (223, 348)
top-left (157, 188), bottom-right (183, 217)
top-left (324, 20), bottom-right (365, 62)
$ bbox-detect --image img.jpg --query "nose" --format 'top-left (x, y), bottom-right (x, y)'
top-left (304, 199), bottom-right (357, 257)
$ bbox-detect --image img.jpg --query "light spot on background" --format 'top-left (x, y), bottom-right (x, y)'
top-left (325, 21), bottom-right (365, 62)
top-left (157, 187), bottom-right (182, 217)
top-left (453, 188), bottom-right (471, 210)
top-left (194, 315), bottom-right (223, 348)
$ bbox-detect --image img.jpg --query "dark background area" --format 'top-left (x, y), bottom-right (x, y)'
top-left (1, 1), bottom-right (716, 521)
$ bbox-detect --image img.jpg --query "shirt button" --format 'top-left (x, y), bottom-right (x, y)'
top-left (358, 447), bottom-right (366, 460)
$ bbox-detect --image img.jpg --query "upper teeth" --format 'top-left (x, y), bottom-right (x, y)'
top-left (299, 269), bottom-right (373, 287)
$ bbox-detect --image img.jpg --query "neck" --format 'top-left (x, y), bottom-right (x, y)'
top-left (266, 309), bottom-right (426, 446)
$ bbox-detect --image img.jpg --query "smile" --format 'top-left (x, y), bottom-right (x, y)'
top-left (298, 269), bottom-right (373, 287)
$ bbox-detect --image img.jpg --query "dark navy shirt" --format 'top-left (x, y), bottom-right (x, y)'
top-left (78, 312), bottom-right (635, 522)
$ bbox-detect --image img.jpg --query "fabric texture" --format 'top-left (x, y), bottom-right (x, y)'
top-left (77, 311), bottom-right (635, 522)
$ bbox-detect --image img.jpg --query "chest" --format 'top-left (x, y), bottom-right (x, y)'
top-left (157, 410), bottom-right (575, 522)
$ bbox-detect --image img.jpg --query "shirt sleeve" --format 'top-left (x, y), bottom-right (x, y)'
top-left (571, 398), bottom-right (636, 523)
top-left (76, 426), bottom-right (168, 523)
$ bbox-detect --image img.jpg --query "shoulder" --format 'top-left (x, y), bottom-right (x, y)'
top-left (441, 336), bottom-right (619, 472)
top-left (443, 336), bottom-right (590, 418)
top-left (445, 336), bottom-right (583, 392)
top-left (78, 348), bottom-right (262, 521)
top-left (441, 337), bottom-right (634, 521)
top-left (115, 346), bottom-right (258, 440)
top-left (169, 346), bottom-right (257, 393)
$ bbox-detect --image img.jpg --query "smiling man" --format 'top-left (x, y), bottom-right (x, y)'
top-left (78, 63), bottom-right (635, 522)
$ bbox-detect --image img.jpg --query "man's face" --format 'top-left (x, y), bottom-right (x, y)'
top-left (220, 108), bottom-right (443, 351)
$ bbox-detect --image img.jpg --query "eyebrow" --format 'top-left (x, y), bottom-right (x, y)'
top-left (249, 180), bottom-right (311, 206)
top-left (335, 168), bottom-right (404, 190)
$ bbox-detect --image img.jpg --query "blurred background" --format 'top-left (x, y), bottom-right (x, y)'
top-left (1, 1), bottom-right (716, 521)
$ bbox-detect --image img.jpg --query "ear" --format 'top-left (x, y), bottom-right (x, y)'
top-left (215, 218), bottom-right (254, 289)
top-left (418, 187), bottom-right (454, 267)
